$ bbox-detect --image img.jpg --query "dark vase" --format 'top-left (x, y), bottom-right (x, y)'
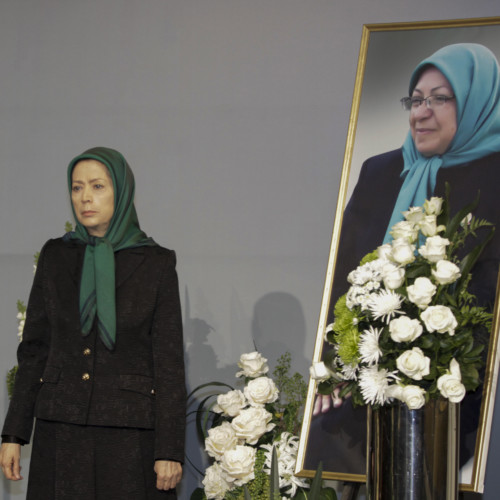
top-left (366, 398), bottom-right (459, 500)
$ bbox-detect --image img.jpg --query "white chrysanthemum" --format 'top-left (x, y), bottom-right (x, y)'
top-left (359, 366), bottom-right (398, 405)
top-left (358, 291), bottom-right (377, 311)
top-left (368, 289), bottom-right (404, 323)
top-left (359, 326), bottom-right (383, 365)
top-left (340, 362), bottom-right (358, 381)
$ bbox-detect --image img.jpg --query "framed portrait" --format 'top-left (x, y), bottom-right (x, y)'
top-left (295, 16), bottom-right (500, 493)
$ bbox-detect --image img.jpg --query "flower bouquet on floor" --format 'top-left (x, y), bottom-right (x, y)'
top-left (190, 352), bottom-right (336, 500)
top-left (311, 186), bottom-right (494, 409)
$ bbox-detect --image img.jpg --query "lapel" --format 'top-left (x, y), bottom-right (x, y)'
top-left (115, 248), bottom-right (146, 289)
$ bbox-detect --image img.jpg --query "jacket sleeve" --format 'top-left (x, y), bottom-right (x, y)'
top-left (1, 242), bottom-right (51, 443)
top-left (150, 250), bottom-right (186, 462)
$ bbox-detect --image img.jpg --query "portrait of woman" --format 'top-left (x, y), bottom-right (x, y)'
top-left (0, 147), bottom-right (186, 499)
top-left (303, 41), bottom-right (500, 489)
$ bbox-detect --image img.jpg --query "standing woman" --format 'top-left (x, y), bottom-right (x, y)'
top-left (0, 147), bottom-right (186, 499)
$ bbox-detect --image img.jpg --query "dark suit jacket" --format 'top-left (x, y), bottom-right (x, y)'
top-left (306, 148), bottom-right (500, 473)
top-left (2, 238), bottom-right (186, 463)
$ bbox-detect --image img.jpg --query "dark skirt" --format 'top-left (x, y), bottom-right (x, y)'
top-left (27, 419), bottom-right (177, 500)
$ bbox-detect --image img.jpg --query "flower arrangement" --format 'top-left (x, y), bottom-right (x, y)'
top-left (190, 352), bottom-right (336, 500)
top-left (310, 187), bottom-right (494, 409)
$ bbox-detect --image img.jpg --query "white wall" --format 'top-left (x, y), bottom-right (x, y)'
top-left (1, 1), bottom-right (499, 499)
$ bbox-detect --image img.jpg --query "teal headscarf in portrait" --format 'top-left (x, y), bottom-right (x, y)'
top-left (383, 43), bottom-right (500, 243)
top-left (66, 147), bottom-right (157, 350)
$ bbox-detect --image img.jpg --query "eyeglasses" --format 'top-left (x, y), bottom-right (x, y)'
top-left (400, 95), bottom-right (455, 111)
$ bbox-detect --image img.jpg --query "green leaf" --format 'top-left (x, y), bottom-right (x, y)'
top-left (269, 446), bottom-right (280, 500)
top-left (243, 486), bottom-right (252, 500)
top-left (190, 487), bottom-right (206, 500)
top-left (456, 230), bottom-right (495, 294)
top-left (192, 394), bottom-right (220, 440)
top-left (308, 461), bottom-right (324, 499)
top-left (444, 188), bottom-right (480, 240)
top-left (187, 381), bottom-right (234, 400)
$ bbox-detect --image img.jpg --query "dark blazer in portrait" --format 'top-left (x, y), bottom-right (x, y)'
top-left (305, 149), bottom-right (500, 473)
top-left (2, 238), bottom-right (186, 463)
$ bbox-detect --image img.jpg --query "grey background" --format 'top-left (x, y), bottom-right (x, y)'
top-left (0, 1), bottom-right (499, 499)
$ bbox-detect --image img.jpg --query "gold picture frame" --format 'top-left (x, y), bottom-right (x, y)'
top-left (295, 16), bottom-right (500, 493)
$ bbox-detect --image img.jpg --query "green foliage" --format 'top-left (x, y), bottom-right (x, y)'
top-left (272, 352), bottom-right (308, 435)
top-left (7, 366), bottom-right (18, 399)
top-left (359, 249), bottom-right (379, 265)
top-left (331, 295), bottom-right (362, 367)
top-left (17, 300), bottom-right (26, 315)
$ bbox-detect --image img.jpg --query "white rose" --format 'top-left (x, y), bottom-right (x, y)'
top-left (401, 385), bottom-right (426, 409)
top-left (424, 197), bottom-right (443, 215)
top-left (220, 445), bottom-right (256, 486)
top-left (419, 215), bottom-right (440, 237)
top-left (205, 421), bottom-right (239, 460)
top-left (231, 407), bottom-right (275, 445)
top-left (432, 260), bottom-right (461, 285)
top-left (390, 220), bottom-right (419, 242)
top-left (389, 316), bottom-right (423, 343)
top-left (396, 347), bottom-right (430, 380)
top-left (377, 243), bottom-right (393, 261)
top-left (419, 235), bottom-right (450, 263)
top-left (236, 352), bottom-right (269, 378)
top-left (385, 383), bottom-right (404, 401)
top-left (203, 463), bottom-right (232, 500)
top-left (381, 262), bottom-right (405, 290)
top-left (244, 376), bottom-right (279, 406)
top-left (391, 238), bottom-right (416, 265)
top-left (421, 305), bottom-right (458, 335)
top-left (403, 206), bottom-right (425, 224)
top-left (407, 277), bottom-right (437, 309)
top-left (213, 390), bottom-right (247, 417)
top-left (309, 361), bottom-right (334, 382)
top-left (437, 359), bottom-right (466, 403)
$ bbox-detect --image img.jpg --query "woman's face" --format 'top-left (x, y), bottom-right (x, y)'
top-left (410, 67), bottom-right (457, 157)
top-left (71, 159), bottom-right (115, 237)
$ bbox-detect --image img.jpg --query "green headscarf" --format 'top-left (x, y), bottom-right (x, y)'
top-left (384, 43), bottom-right (500, 242)
top-left (66, 147), bottom-right (157, 350)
